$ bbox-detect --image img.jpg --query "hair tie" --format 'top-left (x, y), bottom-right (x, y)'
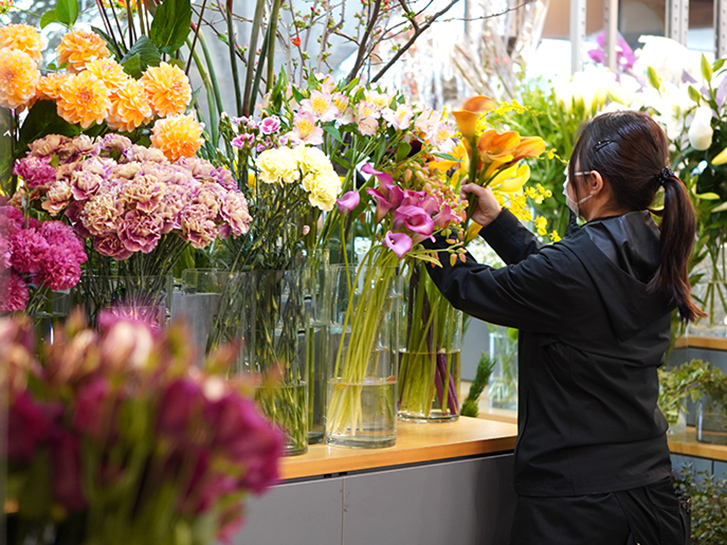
top-left (656, 167), bottom-right (675, 187)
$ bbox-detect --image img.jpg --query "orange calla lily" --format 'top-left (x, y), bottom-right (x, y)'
top-left (512, 136), bottom-right (546, 161)
top-left (462, 95), bottom-right (496, 114)
top-left (477, 129), bottom-right (521, 162)
top-left (451, 110), bottom-right (479, 139)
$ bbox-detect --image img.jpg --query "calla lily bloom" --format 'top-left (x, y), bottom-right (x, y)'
top-left (512, 136), bottom-right (546, 161)
top-left (433, 204), bottom-right (462, 228)
top-left (419, 195), bottom-right (440, 215)
top-left (688, 106), bottom-right (714, 151)
top-left (451, 110), bottom-right (479, 139)
top-left (361, 163), bottom-right (395, 188)
top-left (336, 190), bottom-right (360, 215)
top-left (393, 205), bottom-right (435, 236)
top-left (489, 163), bottom-right (531, 193)
top-left (384, 231), bottom-right (413, 259)
top-left (462, 95), bottom-right (497, 113)
top-left (477, 129), bottom-right (521, 163)
top-left (400, 189), bottom-right (427, 207)
top-left (712, 145), bottom-right (727, 166)
top-left (366, 187), bottom-right (396, 223)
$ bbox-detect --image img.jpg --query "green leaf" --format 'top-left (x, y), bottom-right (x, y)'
top-left (711, 201), bottom-right (727, 212)
top-left (149, 0), bottom-right (192, 54)
top-left (40, 8), bottom-right (58, 28)
top-left (647, 66), bottom-right (662, 90)
top-left (121, 53), bottom-right (143, 78)
top-left (701, 54), bottom-right (713, 83)
top-left (166, 57), bottom-right (185, 70)
top-left (715, 58), bottom-right (727, 72)
top-left (92, 26), bottom-right (123, 60)
top-left (56, 0), bottom-right (79, 25)
top-left (120, 36), bottom-right (161, 76)
top-left (17, 100), bottom-right (80, 157)
top-left (322, 125), bottom-right (342, 143)
top-left (395, 141), bottom-right (411, 162)
top-left (688, 85), bottom-right (702, 104)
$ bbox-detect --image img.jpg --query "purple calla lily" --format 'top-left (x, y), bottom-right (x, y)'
top-left (337, 191), bottom-right (360, 215)
top-left (393, 205), bottom-right (435, 236)
top-left (384, 231), bottom-right (413, 259)
top-left (433, 204), bottom-right (461, 228)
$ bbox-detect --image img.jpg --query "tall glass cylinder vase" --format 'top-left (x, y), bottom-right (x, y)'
top-left (488, 325), bottom-right (518, 410)
top-left (697, 395), bottom-right (727, 444)
top-left (75, 273), bottom-right (173, 330)
top-left (303, 250), bottom-right (332, 444)
top-left (326, 261), bottom-right (400, 449)
top-left (237, 269), bottom-right (309, 456)
top-left (176, 269), bottom-right (231, 366)
top-left (398, 264), bottom-right (463, 422)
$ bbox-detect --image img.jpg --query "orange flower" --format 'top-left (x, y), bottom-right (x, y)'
top-left (57, 30), bottom-right (110, 73)
top-left (107, 78), bottom-right (153, 132)
top-left (56, 71), bottom-right (110, 128)
top-left (452, 95), bottom-right (496, 138)
top-left (462, 95), bottom-right (496, 113)
top-left (150, 114), bottom-right (203, 161)
top-left (36, 73), bottom-right (68, 101)
top-left (140, 62), bottom-right (191, 117)
top-left (477, 129), bottom-right (521, 163)
top-left (0, 24), bottom-right (43, 62)
top-left (84, 57), bottom-right (129, 91)
top-left (511, 136), bottom-right (546, 161)
top-left (0, 48), bottom-right (39, 110)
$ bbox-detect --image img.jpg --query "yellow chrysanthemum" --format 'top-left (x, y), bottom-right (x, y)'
top-left (107, 78), bottom-right (152, 132)
top-left (150, 114), bottom-right (203, 162)
top-left (84, 57), bottom-right (129, 91)
top-left (57, 30), bottom-right (110, 73)
top-left (36, 73), bottom-right (68, 101)
top-left (0, 24), bottom-right (43, 62)
top-left (0, 48), bottom-right (39, 110)
top-left (140, 62), bottom-right (191, 117)
top-left (56, 71), bottom-right (110, 128)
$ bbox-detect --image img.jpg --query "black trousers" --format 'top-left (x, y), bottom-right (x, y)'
top-left (509, 478), bottom-right (688, 545)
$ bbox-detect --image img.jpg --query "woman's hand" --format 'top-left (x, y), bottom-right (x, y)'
top-left (461, 183), bottom-right (501, 228)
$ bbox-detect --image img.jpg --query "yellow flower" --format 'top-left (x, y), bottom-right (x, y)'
top-left (712, 145), bottom-right (727, 166)
top-left (150, 114), bottom-right (204, 162)
top-left (255, 147), bottom-right (300, 185)
top-left (84, 57), bottom-right (129, 91)
top-left (107, 78), bottom-right (152, 132)
top-left (56, 71), bottom-right (110, 128)
top-left (36, 73), bottom-right (67, 101)
top-left (140, 62), bottom-right (191, 117)
top-left (549, 230), bottom-right (561, 242)
top-left (489, 163), bottom-right (530, 193)
top-left (57, 30), bottom-right (111, 73)
top-left (0, 48), bottom-right (39, 110)
top-left (0, 0), bottom-right (14, 15)
top-left (534, 216), bottom-right (548, 236)
top-left (505, 192), bottom-right (532, 223)
top-left (0, 24), bottom-right (43, 62)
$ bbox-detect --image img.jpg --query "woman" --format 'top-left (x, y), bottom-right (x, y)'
top-left (424, 111), bottom-right (699, 544)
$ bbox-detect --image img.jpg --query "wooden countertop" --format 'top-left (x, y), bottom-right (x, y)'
top-left (668, 426), bottom-right (727, 462)
top-left (279, 416), bottom-right (518, 480)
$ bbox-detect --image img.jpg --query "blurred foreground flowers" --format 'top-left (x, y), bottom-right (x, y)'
top-left (2, 310), bottom-right (283, 545)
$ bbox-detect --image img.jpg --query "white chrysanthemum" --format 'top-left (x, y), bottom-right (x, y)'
top-left (255, 147), bottom-right (300, 184)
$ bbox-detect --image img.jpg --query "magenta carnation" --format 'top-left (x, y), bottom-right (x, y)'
top-left (40, 252), bottom-right (83, 291)
top-left (13, 156), bottom-right (57, 188)
top-left (0, 271), bottom-right (29, 312)
top-left (10, 228), bottom-right (49, 275)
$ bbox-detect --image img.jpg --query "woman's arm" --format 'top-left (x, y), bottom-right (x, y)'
top-left (480, 208), bottom-right (545, 265)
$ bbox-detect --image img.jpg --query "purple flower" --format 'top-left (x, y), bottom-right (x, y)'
top-left (0, 271), bottom-right (29, 312)
top-left (157, 379), bottom-right (205, 441)
top-left (393, 205), bottom-right (435, 237)
top-left (7, 391), bottom-right (53, 461)
top-left (360, 163), bottom-right (394, 189)
top-left (10, 228), bottom-right (50, 275)
top-left (433, 204), bottom-right (461, 228)
top-left (231, 133), bottom-right (254, 149)
top-left (384, 231), bottom-right (413, 259)
top-left (50, 430), bottom-right (87, 512)
top-left (38, 221), bottom-right (87, 264)
top-left (40, 252), bottom-right (82, 291)
top-left (118, 209), bottom-right (163, 253)
top-left (259, 116), bottom-right (281, 135)
top-left (336, 190), bottom-right (360, 215)
top-left (13, 156), bottom-right (56, 188)
top-left (93, 232), bottom-right (133, 260)
top-left (73, 377), bottom-right (113, 443)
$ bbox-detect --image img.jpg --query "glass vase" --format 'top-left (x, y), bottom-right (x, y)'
top-left (697, 395), bottom-right (727, 445)
top-left (488, 325), bottom-right (518, 410)
top-left (176, 269), bottom-right (231, 366)
top-left (75, 273), bottom-right (173, 330)
top-left (398, 264), bottom-right (463, 422)
top-left (325, 260), bottom-right (401, 449)
top-left (237, 269), bottom-right (309, 456)
top-left (26, 289), bottom-right (71, 345)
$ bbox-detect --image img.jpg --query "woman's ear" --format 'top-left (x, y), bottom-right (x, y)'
top-left (588, 170), bottom-right (604, 195)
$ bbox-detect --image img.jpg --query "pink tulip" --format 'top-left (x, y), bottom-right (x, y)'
top-left (384, 231), bottom-right (413, 259)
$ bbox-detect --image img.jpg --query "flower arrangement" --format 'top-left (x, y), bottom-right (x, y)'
top-left (0, 205), bottom-right (87, 314)
top-left (2, 310), bottom-right (283, 545)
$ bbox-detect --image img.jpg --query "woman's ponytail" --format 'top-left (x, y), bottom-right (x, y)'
top-left (650, 172), bottom-right (706, 322)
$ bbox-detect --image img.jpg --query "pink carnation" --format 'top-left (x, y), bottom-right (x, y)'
top-left (0, 205), bottom-right (24, 232)
top-left (13, 156), bottom-right (57, 188)
top-left (38, 221), bottom-right (87, 264)
top-left (118, 209), bottom-right (163, 253)
top-left (40, 252), bottom-right (82, 291)
top-left (93, 232), bottom-right (133, 260)
top-left (0, 271), bottom-right (29, 312)
top-left (10, 228), bottom-right (50, 275)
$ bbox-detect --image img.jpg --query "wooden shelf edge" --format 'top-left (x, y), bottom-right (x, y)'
top-left (673, 336), bottom-right (727, 351)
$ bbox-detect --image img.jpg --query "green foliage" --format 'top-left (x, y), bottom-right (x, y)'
top-left (658, 359), bottom-right (727, 422)
top-left (461, 351), bottom-right (496, 418)
top-left (55, 0), bottom-right (79, 26)
top-left (673, 463), bottom-right (727, 545)
top-left (149, 0), bottom-right (191, 54)
top-left (17, 100), bottom-right (80, 157)
top-left (120, 36), bottom-right (162, 78)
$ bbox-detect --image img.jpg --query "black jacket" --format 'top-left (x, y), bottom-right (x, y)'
top-left (424, 209), bottom-right (675, 497)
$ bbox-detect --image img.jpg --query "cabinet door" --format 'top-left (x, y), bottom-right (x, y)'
top-left (342, 454), bottom-right (516, 545)
top-left (231, 477), bottom-right (344, 545)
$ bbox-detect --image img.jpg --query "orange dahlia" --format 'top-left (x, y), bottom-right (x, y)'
top-left (56, 71), bottom-right (110, 128)
top-left (57, 30), bottom-right (110, 73)
top-left (150, 114), bottom-right (204, 162)
top-left (0, 48), bottom-right (39, 110)
top-left (107, 78), bottom-right (152, 132)
top-left (36, 73), bottom-right (68, 101)
top-left (140, 62), bottom-right (191, 117)
top-left (84, 57), bottom-right (129, 91)
top-left (0, 24), bottom-right (43, 62)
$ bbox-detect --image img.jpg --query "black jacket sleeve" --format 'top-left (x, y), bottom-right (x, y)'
top-left (422, 210), bottom-right (582, 333)
top-left (480, 209), bottom-right (544, 264)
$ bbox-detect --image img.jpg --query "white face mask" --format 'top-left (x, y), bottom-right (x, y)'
top-left (562, 173), bottom-right (593, 219)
